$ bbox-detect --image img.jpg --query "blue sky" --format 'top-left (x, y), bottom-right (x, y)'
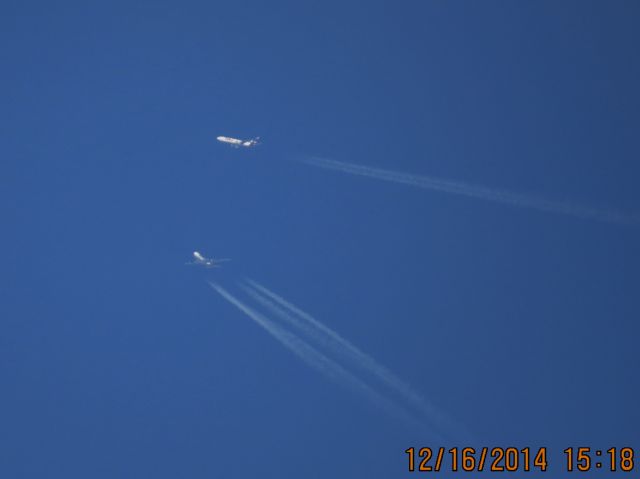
top-left (1, 1), bottom-right (639, 477)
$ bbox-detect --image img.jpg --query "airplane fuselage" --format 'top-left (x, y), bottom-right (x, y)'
top-left (217, 136), bottom-right (243, 146)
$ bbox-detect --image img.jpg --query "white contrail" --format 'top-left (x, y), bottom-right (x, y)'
top-left (208, 282), bottom-right (426, 433)
top-left (301, 156), bottom-right (638, 224)
top-left (243, 279), bottom-right (471, 441)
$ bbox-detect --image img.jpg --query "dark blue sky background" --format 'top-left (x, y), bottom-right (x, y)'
top-left (1, 1), bottom-right (639, 477)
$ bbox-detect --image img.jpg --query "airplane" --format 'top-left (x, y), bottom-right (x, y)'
top-left (216, 135), bottom-right (260, 148)
top-left (186, 251), bottom-right (231, 268)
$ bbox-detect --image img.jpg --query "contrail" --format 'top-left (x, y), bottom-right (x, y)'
top-left (301, 156), bottom-right (638, 224)
top-left (208, 282), bottom-right (427, 434)
top-left (243, 279), bottom-right (472, 442)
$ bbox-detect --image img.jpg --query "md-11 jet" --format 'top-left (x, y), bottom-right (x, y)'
top-left (187, 251), bottom-right (231, 269)
top-left (216, 135), bottom-right (260, 148)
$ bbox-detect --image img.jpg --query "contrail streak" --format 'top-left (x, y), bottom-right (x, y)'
top-left (301, 156), bottom-right (638, 224)
top-left (208, 282), bottom-right (426, 433)
top-left (243, 279), bottom-right (471, 441)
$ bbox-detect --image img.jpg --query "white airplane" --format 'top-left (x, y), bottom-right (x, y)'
top-left (216, 135), bottom-right (260, 148)
top-left (186, 251), bottom-right (231, 269)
